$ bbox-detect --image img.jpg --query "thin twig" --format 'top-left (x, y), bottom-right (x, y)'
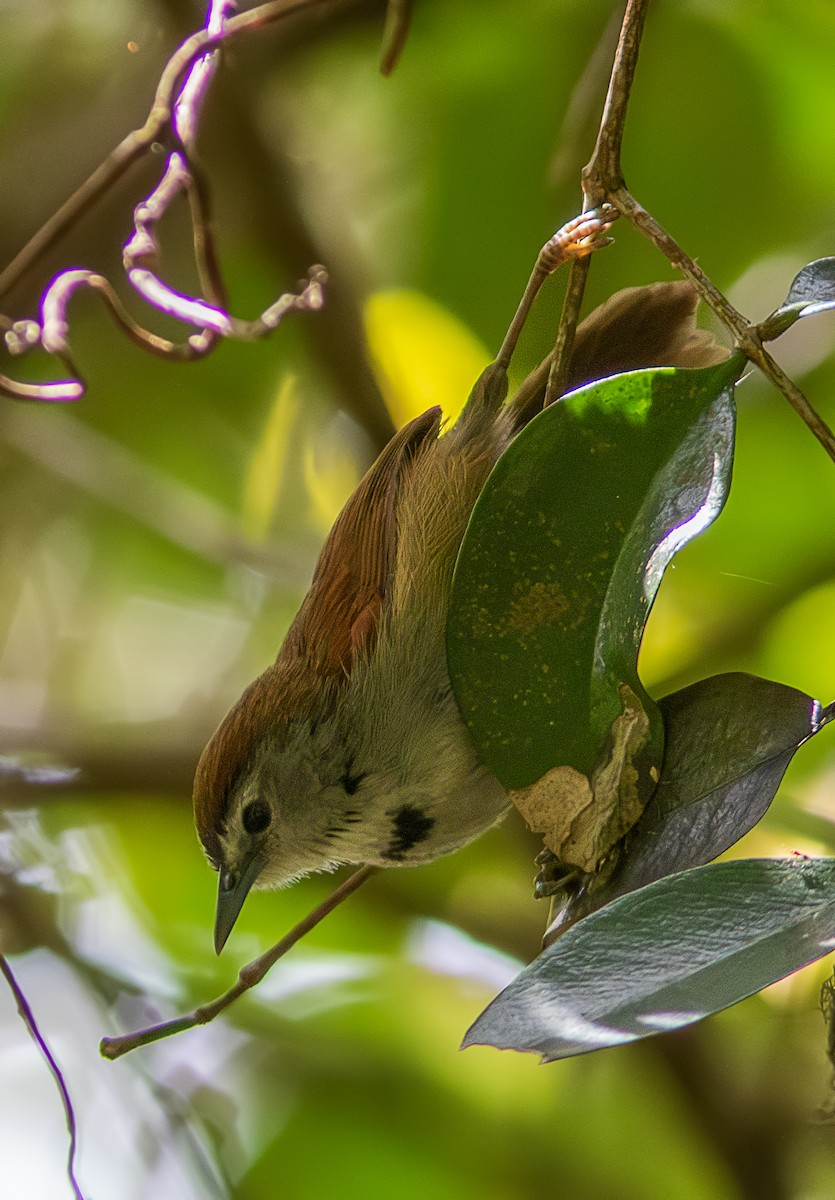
top-left (580, 0), bottom-right (650, 203)
top-left (183, 154), bottom-right (229, 312)
top-left (545, 253), bottom-right (591, 405)
top-left (543, 0), bottom-right (647, 405)
top-left (379, 0), bottom-right (413, 75)
top-left (100, 864), bottom-right (376, 1060)
top-left (494, 209), bottom-right (617, 371)
top-left (0, 954), bottom-right (86, 1200)
top-left (549, 7), bottom-right (622, 189)
top-left (118, 1), bottom-right (236, 352)
top-left (3, 0), bottom-right (330, 402)
top-left (173, 0), bottom-right (233, 151)
top-left (609, 187), bottom-right (835, 463)
top-left (0, 0), bottom-right (395, 440)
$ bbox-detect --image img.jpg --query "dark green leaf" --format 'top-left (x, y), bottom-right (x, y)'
top-left (760, 257), bottom-right (835, 339)
top-left (550, 674), bottom-right (830, 931)
top-left (618, 674), bottom-right (827, 890)
top-left (463, 857), bottom-right (835, 1061)
top-left (447, 359), bottom-right (742, 790)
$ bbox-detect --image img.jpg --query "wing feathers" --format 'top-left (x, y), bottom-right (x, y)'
top-left (282, 406), bottom-right (442, 675)
top-left (508, 281), bottom-right (728, 429)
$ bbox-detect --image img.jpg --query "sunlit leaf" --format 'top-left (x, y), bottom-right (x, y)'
top-left (463, 857), bottom-right (835, 1061)
top-left (242, 374), bottom-right (298, 542)
top-left (448, 358), bottom-right (743, 795)
top-left (364, 288), bottom-right (491, 428)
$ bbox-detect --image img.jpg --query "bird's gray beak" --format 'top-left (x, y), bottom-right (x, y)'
top-left (214, 855), bottom-right (264, 954)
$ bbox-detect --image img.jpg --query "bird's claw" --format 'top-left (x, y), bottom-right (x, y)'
top-left (538, 204), bottom-right (619, 275)
top-left (533, 847), bottom-right (578, 899)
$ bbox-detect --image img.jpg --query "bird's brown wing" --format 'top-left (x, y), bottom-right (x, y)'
top-left (565, 280), bottom-right (728, 390)
top-left (193, 407), bottom-right (442, 852)
top-left (282, 406), bottom-right (442, 676)
top-left (508, 281), bottom-right (729, 429)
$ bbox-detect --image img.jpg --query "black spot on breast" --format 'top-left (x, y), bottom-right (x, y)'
top-left (384, 805), bottom-right (435, 861)
top-left (341, 771), bottom-right (365, 796)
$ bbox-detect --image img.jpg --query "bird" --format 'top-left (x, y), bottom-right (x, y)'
top-left (193, 210), bottom-right (725, 952)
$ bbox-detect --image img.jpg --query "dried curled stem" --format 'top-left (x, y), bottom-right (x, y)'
top-left (0, 0), bottom-right (341, 403)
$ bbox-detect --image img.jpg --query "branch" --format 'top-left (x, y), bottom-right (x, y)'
top-left (608, 188), bottom-right (835, 463)
top-left (494, 208), bottom-right (617, 371)
top-left (100, 864), bottom-right (375, 1060)
top-left (580, 0), bottom-right (650, 203)
top-left (379, 0), bottom-right (414, 75)
top-left (549, 8), bottom-right (622, 189)
top-left (544, 255), bottom-right (592, 405)
top-left (545, 0), bottom-right (647, 406)
top-left (0, 954), bottom-right (86, 1200)
top-left (576, 0), bottom-right (835, 464)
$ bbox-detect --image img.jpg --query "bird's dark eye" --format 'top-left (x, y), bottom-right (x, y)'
top-left (242, 800), bottom-right (271, 835)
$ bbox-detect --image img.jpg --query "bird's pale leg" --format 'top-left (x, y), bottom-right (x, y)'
top-left (494, 205), bottom-right (618, 371)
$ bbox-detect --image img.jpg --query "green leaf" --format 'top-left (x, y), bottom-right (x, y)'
top-left (463, 857), bottom-right (835, 1061)
top-left (550, 674), bottom-right (830, 930)
top-left (617, 674), bottom-right (828, 891)
top-left (447, 358), bottom-right (742, 791)
top-left (760, 257), bottom-right (835, 339)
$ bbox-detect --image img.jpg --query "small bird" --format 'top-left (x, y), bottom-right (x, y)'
top-left (193, 211), bottom-right (724, 952)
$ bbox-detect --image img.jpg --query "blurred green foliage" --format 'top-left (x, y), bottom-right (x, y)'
top-left (2, 1), bottom-right (835, 1198)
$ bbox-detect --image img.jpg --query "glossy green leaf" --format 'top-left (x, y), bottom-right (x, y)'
top-left (760, 257), bottom-right (835, 338)
top-left (447, 358), bottom-right (742, 790)
top-left (616, 675), bottom-right (830, 891)
top-left (463, 858), bottom-right (835, 1061)
top-left (783, 257), bottom-right (835, 309)
top-left (550, 674), bottom-right (831, 931)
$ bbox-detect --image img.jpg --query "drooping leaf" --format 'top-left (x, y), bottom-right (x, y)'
top-left (549, 674), bottom-right (831, 931)
top-left (302, 436), bottom-right (361, 536)
top-left (760, 257), bottom-right (835, 339)
top-left (448, 358), bottom-right (743, 798)
top-left (463, 857), bottom-right (835, 1061)
top-left (510, 682), bottom-right (650, 873)
top-left (242, 374), bottom-right (298, 541)
top-left (363, 288), bottom-right (491, 428)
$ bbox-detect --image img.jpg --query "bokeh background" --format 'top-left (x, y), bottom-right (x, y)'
top-left (2, 1), bottom-right (835, 1197)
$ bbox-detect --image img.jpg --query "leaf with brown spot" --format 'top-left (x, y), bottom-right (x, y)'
top-left (447, 357), bottom-right (744, 828)
top-left (511, 683), bottom-right (651, 873)
top-left (548, 675), bottom-right (834, 935)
